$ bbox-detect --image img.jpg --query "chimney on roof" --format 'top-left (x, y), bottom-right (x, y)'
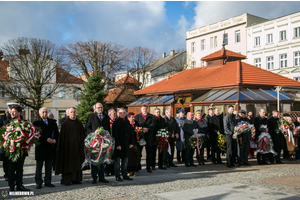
top-left (162, 52), bottom-right (166, 58)
top-left (170, 50), bottom-right (175, 56)
top-left (18, 49), bottom-right (30, 55)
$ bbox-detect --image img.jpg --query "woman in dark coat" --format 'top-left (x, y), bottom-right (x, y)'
top-left (127, 112), bottom-right (140, 176)
top-left (195, 110), bottom-right (208, 165)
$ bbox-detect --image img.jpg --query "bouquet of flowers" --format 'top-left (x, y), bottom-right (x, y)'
top-left (278, 119), bottom-right (295, 138)
top-left (82, 127), bottom-right (114, 169)
top-left (233, 121), bottom-right (250, 139)
top-left (216, 134), bottom-right (226, 154)
top-left (0, 119), bottom-right (41, 162)
top-left (249, 125), bottom-right (257, 149)
top-left (189, 129), bottom-right (205, 154)
top-left (256, 133), bottom-right (277, 155)
top-left (294, 126), bottom-right (300, 137)
top-left (156, 128), bottom-right (170, 153)
top-left (135, 127), bottom-right (144, 143)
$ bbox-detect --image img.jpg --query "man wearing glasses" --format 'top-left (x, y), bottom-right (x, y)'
top-left (85, 102), bottom-right (110, 184)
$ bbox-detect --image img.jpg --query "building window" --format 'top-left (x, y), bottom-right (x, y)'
top-left (295, 51), bottom-right (300, 66)
top-left (254, 37), bottom-right (260, 46)
top-left (59, 87), bottom-right (66, 99)
top-left (200, 61), bottom-right (206, 67)
top-left (210, 37), bottom-right (213, 49)
top-left (267, 34), bottom-right (273, 44)
top-left (294, 27), bottom-right (300, 38)
top-left (191, 42), bottom-right (195, 53)
top-left (279, 30), bottom-right (286, 41)
top-left (235, 30), bottom-right (241, 43)
top-left (73, 87), bottom-right (81, 100)
top-left (280, 54), bottom-right (287, 68)
top-left (214, 36), bottom-right (217, 48)
top-left (294, 77), bottom-right (300, 81)
top-left (267, 56), bottom-right (274, 70)
top-left (13, 86), bottom-right (21, 97)
top-left (254, 58), bottom-right (261, 68)
top-left (201, 39), bottom-right (205, 51)
top-left (45, 70), bottom-right (51, 78)
top-left (224, 33), bottom-right (228, 45)
top-left (191, 61), bottom-right (196, 68)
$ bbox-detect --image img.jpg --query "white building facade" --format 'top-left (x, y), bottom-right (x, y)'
top-left (247, 11), bottom-right (300, 81)
top-left (186, 13), bottom-right (268, 68)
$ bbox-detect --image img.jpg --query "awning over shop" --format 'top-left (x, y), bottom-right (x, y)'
top-left (129, 95), bottom-right (174, 106)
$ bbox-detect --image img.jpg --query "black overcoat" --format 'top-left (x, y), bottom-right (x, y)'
top-left (254, 115), bottom-right (268, 141)
top-left (33, 118), bottom-right (59, 161)
top-left (163, 116), bottom-right (179, 142)
top-left (268, 116), bottom-right (284, 150)
top-left (85, 113), bottom-right (110, 134)
top-left (135, 113), bottom-right (156, 146)
top-left (182, 119), bottom-right (199, 148)
top-left (209, 114), bottom-right (224, 145)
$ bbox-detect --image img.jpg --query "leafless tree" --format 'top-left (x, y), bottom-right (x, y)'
top-left (0, 37), bottom-right (65, 117)
top-left (61, 40), bottom-right (126, 84)
top-left (125, 46), bottom-right (158, 89)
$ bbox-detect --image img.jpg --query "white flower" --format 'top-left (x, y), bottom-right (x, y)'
top-left (16, 127), bottom-right (21, 132)
top-left (11, 141), bottom-right (14, 146)
top-left (16, 143), bottom-right (21, 148)
top-left (28, 124), bottom-right (31, 128)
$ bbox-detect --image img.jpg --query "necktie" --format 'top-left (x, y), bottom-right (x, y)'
top-left (98, 114), bottom-right (102, 121)
top-left (44, 120), bottom-right (48, 125)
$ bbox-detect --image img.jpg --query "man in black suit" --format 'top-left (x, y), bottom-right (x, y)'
top-left (254, 108), bottom-right (269, 165)
top-left (205, 107), bottom-right (214, 161)
top-left (33, 107), bottom-right (59, 189)
top-left (85, 102), bottom-right (109, 184)
top-left (268, 110), bottom-right (283, 164)
top-left (135, 105), bottom-right (156, 173)
top-left (4, 105), bottom-right (29, 191)
top-left (164, 108), bottom-right (179, 167)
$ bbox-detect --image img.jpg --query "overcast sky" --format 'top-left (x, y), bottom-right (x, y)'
top-left (0, 1), bottom-right (300, 56)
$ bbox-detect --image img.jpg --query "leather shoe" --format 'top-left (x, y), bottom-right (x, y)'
top-left (217, 161), bottom-right (224, 164)
top-left (243, 162), bottom-right (250, 166)
top-left (212, 161), bottom-right (217, 164)
top-left (152, 167), bottom-right (156, 170)
top-left (36, 184), bottom-right (42, 189)
top-left (116, 177), bottom-right (123, 182)
top-left (276, 161), bottom-right (283, 164)
top-left (123, 176), bottom-right (133, 181)
top-left (262, 162), bottom-right (270, 165)
top-left (45, 183), bottom-right (55, 187)
top-left (92, 179), bottom-right (97, 184)
top-left (72, 181), bottom-right (82, 184)
top-left (169, 163), bottom-right (177, 167)
top-left (233, 163), bottom-right (240, 167)
top-left (190, 164), bottom-right (197, 167)
top-left (147, 169), bottom-right (152, 173)
top-left (17, 185), bottom-right (30, 191)
top-left (159, 166), bottom-right (167, 169)
top-left (185, 164), bottom-right (190, 167)
top-left (99, 179), bottom-right (109, 183)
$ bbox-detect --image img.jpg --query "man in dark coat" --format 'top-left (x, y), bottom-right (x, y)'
top-left (85, 102), bottom-right (110, 184)
top-left (135, 105), bottom-right (156, 173)
top-left (113, 108), bottom-right (133, 181)
top-left (4, 105), bottom-right (29, 191)
top-left (182, 112), bottom-right (199, 167)
top-left (164, 108), bottom-right (179, 167)
top-left (33, 107), bottom-right (59, 189)
top-left (268, 110), bottom-right (283, 164)
top-left (205, 107), bottom-right (214, 161)
top-left (254, 108), bottom-right (269, 165)
top-left (295, 115), bottom-right (300, 159)
top-left (59, 108), bottom-right (69, 126)
top-left (55, 107), bottom-right (85, 185)
top-left (209, 108), bottom-right (224, 164)
top-left (235, 109), bottom-right (251, 165)
top-left (223, 105), bottom-right (238, 168)
top-left (153, 108), bottom-right (168, 169)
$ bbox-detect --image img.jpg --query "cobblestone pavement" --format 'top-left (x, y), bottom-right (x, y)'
top-left (1, 148), bottom-right (300, 200)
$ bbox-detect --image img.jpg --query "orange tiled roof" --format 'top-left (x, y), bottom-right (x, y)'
top-left (114, 75), bottom-right (140, 84)
top-left (0, 60), bottom-right (10, 81)
top-left (78, 71), bottom-right (106, 80)
top-left (134, 60), bottom-right (300, 95)
top-left (201, 48), bottom-right (246, 61)
top-left (105, 88), bottom-right (136, 102)
top-left (56, 66), bottom-right (85, 84)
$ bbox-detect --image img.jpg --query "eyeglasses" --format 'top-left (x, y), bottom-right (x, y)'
top-left (96, 107), bottom-right (103, 109)
top-left (119, 112), bottom-right (126, 114)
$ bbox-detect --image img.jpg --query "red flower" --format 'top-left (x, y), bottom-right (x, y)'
top-left (17, 118), bottom-right (22, 122)
top-left (160, 137), bottom-right (162, 140)
top-left (109, 147), bottom-right (112, 150)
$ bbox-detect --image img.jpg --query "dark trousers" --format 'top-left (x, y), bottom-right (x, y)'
top-left (226, 135), bottom-right (237, 166)
top-left (3, 155), bottom-right (8, 177)
top-left (168, 141), bottom-right (175, 165)
top-left (145, 146), bottom-right (153, 170)
top-left (177, 150), bottom-right (185, 162)
top-left (91, 164), bottom-right (104, 181)
top-left (8, 155), bottom-right (25, 188)
top-left (35, 159), bottom-right (53, 185)
top-left (257, 153), bottom-right (266, 164)
top-left (207, 137), bottom-right (211, 159)
top-left (158, 144), bottom-right (168, 167)
top-left (211, 141), bottom-right (221, 163)
top-left (237, 142), bottom-right (250, 164)
top-left (152, 145), bottom-right (157, 168)
top-left (272, 146), bottom-right (282, 163)
top-left (196, 147), bottom-right (205, 164)
top-left (114, 157), bottom-right (128, 178)
top-left (185, 148), bottom-right (195, 165)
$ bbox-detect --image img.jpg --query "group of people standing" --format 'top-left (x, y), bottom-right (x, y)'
top-left (2, 102), bottom-right (300, 192)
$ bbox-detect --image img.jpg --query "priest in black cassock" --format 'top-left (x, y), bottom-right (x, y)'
top-left (55, 107), bottom-right (85, 185)
top-left (268, 110), bottom-right (283, 164)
